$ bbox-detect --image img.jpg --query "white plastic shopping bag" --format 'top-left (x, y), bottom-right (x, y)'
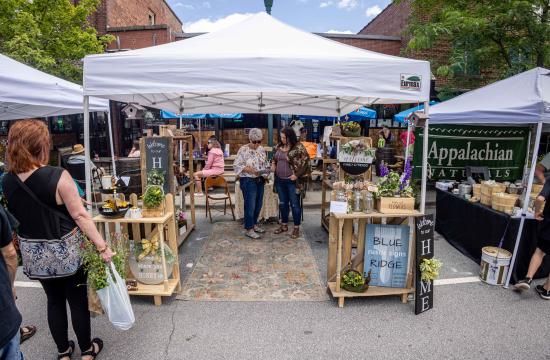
top-left (96, 262), bottom-right (135, 330)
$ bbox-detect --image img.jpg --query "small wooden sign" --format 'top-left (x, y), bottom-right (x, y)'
top-left (337, 138), bottom-right (374, 176)
top-left (415, 214), bottom-right (435, 315)
top-left (141, 137), bottom-right (174, 194)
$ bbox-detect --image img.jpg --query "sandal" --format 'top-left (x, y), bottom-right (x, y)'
top-left (81, 338), bottom-right (103, 360)
top-left (58, 340), bottom-right (75, 360)
top-left (291, 227), bottom-right (300, 239)
top-left (20, 325), bottom-right (37, 344)
top-left (274, 225), bottom-right (288, 234)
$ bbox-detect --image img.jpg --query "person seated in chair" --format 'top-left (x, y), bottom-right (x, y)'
top-left (193, 139), bottom-right (224, 196)
top-left (67, 144), bottom-right (98, 173)
top-left (127, 139), bottom-right (140, 158)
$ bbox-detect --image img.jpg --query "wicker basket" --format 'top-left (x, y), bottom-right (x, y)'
top-left (142, 201), bottom-right (165, 218)
top-left (473, 184), bottom-right (481, 198)
top-left (491, 192), bottom-right (519, 214)
top-left (531, 183), bottom-right (543, 195)
top-left (480, 182), bottom-right (506, 206)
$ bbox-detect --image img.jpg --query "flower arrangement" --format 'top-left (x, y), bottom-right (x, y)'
top-left (147, 169), bottom-right (165, 186)
top-left (419, 258), bottom-right (442, 282)
top-left (340, 139), bottom-right (376, 159)
top-left (376, 160), bottom-right (414, 198)
top-left (341, 269), bottom-right (371, 293)
top-left (81, 233), bottom-right (128, 291)
top-left (143, 185), bottom-right (164, 208)
top-left (176, 209), bottom-right (187, 227)
top-left (341, 121), bottom-right (361, 137)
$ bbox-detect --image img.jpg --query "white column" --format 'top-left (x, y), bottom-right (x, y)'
top-left (107, 110), bottom-right (116, 177)
top-left (83, 96), bottom-right (92, 211)
top-left (420, 101), bottom-right (430, 214)
top-left (504, 120), bottom-right (543, 288)
top-left (179, 114), bottom-right (183, 169)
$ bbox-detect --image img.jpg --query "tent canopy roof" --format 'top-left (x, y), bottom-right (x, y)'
top-left (0, 54), bottom-right (108, 120)
top-left (430, 67), bottom-right (550, 124)
top-left (83, 13), bottom-right (430, 116)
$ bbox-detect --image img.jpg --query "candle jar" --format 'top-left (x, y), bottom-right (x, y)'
top-left (363, 192), bottom-right (374, 213)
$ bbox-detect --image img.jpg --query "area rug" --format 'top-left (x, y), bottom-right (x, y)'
top-left (178, 222), bottom-right (327, 301)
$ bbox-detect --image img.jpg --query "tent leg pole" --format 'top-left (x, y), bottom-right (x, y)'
top-left (107, 110), bottom-right (116, 178)
top-left (268, 114), bottom-right (274, 147)
top-left (420, 101), bottom-right (430, 214)
top-left (404, 121), bottom-right (411, 166)
top-left (83, 96), bottom-right (92, 212)
top-left (179, 114), bottom-right (183, 169)
top-left (504, 120), bottom-right (543, 288)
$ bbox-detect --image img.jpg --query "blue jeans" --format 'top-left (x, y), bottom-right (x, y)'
top-left (0, 332), bottom-right (23, 360)
top-left (275, 176), bottom-right (301, 226)
top-left (240, 177), bottom-right (265, 230)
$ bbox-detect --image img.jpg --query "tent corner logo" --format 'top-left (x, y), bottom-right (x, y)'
top-left (401, 74), bottom-right (422, 91)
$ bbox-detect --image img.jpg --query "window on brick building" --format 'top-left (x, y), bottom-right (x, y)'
top-left (148, 10), bottom-right (156, 25)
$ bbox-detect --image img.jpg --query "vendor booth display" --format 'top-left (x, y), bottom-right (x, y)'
top-left (83, 13), bottom-right (432, 308)
top-left (427, 67), bottom-right (550, 287)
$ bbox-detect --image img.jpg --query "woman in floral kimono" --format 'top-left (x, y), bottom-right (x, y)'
top-left (271, 127), bottom-right (311, 239)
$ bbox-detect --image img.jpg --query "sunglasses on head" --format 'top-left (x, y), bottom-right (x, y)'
top-left (252, 140), bottom-right (262, 144)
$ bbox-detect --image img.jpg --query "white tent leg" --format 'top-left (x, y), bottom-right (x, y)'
top-left (420, 101), bottom-right (430, 214)
top-left (107, 110), bottom-right (116, 177)
top-left (404, 120), bottom-right (411, 164)
top-left (198, 118), bottom-right (202, 155)
top-left (179, 114), bottom-right (183, 169)
top-left (504, 120), bottom-right (543, 288)
top-left (83, 96), bottom-right (92, 211)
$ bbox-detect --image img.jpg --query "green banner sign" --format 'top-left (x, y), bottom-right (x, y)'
top-left (412, 125), bottom-right (529, 181)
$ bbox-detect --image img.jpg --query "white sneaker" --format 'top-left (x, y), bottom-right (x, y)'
top-left (195, 192), bottom-right (204, 197)
top-left (254, 225), bottom-right (266, 234)
top-left (245, 230), bottom-right (261, 239)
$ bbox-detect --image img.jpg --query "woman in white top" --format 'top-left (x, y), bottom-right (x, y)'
top-left (233, 128), bottom-right (269, 239)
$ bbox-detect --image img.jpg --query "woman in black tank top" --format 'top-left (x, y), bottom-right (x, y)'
top-left (3, 120), bottom-right (112, 360)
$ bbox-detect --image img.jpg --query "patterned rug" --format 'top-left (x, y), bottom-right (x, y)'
top-left (179, 222), bottom-right (327, 301)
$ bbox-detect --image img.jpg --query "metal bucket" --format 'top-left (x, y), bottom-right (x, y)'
top-left (479, 246), bottom-right (512, 286)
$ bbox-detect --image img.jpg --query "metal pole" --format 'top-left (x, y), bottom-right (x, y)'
top-left (179, 113), bottom-right (183, 169)
top-left (106, 110), bottom-right (117, 177)
top-left (420, 101), bottom-right (430, 214)
top-left (198, 117), bottom-right (202, 155)
top-left (83, 96), bottom-right (92, 211)
top-left (524, 126), bottom-right (532, 182)
top-left (268, 114), bottom-right (274, 147)
top-left (504, 120), bottom-right (543, 288)
top-left (404, 118), bottom-right (411, 165)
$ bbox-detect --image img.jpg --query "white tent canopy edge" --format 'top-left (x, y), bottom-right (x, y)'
top-left (427, 67), bottom-right (550, 288)
top-left (82, 12), bottom-right (432, 212)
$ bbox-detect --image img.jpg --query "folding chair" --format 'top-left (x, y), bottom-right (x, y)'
top-left (204, 175), bottom-right (235, 222)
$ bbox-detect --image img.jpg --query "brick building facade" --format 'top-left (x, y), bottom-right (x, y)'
top-left (80, 0), bottom-right (183, 51)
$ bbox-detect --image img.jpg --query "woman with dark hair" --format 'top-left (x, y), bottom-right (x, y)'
top-left (2, 120), bottom-right (113, 360)
top-left (193, 138), bottom-right (225, 196)
top-left (128, 139), bottom-right (140, 158)
top-left (271, 127), bottom-right (310, 239)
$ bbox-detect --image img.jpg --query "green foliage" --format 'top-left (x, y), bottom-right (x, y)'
top-left (376, 170), bottom-right (414, 198)
top-left (404, 0), bottom-right (550, 81)
top-left (143, 185), bottom-right (164, 208)
top-left (0, 0), bottom-right (114, 83)
top-left (419, 258), bottom-right (442, 282)
top-left (342, 271), bottom-right (365, 288)
top-left (81, 235), bottom-right (127, 291)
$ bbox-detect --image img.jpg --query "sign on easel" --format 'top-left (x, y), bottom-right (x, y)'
top-left (415, 214), bottom-right (435, 315)
top-left (141, 137), bottom-right (174, 194)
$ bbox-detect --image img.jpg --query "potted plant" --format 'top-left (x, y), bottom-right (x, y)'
top-left (341, 269), bottom-right (371, 293)
top-left (341, 121), bottom-right (361, 137)
top-left (375, 161), bottom-right (415, 214)
top-left (176, 209), bottom-right (187, 235)
top-left (142, 185), bottom-right (165, 217)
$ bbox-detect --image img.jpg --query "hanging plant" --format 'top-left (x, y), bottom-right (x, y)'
top-left (143, 185), bottom-right (164, 208)
top-left (147, 169), bottom-right (165, 186)
top-left (419, 258), bottom-right (442, 282)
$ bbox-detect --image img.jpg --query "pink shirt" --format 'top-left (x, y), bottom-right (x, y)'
top-left (204, 148), bottom-right (224, 174)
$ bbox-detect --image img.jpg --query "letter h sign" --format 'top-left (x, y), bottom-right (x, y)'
top-left (415, 215), bottom-right (435, 315)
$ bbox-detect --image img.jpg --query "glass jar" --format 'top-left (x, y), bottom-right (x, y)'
top-left (363, 192), bottom-right (374, 213)
top-left (336, 190), bottom-right (346, 203)
top-left (354, 191), bottom-right (362, 212)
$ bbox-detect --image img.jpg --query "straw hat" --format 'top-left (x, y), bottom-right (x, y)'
top-left (71, 144), bottom-right (85, 155)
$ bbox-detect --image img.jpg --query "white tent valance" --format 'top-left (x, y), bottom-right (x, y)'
top-left (83, 13), bottom-right (430, 116)
top-left (0, 54), bottom-right (109, 120)
top-left (429, 67), bottom-right (550, 124)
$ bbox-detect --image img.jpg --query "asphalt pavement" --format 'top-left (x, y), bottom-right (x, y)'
top-left (13, 209), bottom-right (550, 360)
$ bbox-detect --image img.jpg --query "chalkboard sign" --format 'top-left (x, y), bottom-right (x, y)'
top-left (363, 224), bottom-right (410, 288)
top-left (415, 214), bottom-right (435, 315)
top-left (141, 137), bottom-right (174, 194)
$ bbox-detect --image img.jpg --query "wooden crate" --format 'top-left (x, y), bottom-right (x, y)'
top-left (377, 197), bottom-right (415, 214)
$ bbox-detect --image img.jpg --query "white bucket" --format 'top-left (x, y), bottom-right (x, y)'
top-left (479, 246), bottom-right (512, 286)
top-left (101, 176), bottom-right (112, 190)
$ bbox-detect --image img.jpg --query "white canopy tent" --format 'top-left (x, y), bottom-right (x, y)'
top-left (427, 67), bottom-right (550, 287)
top-left (0, 54), bottom-right (116, 175)
top-left (83, 12), bottom-right (431, 207)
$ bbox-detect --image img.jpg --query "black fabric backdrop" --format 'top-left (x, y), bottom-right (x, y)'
top-left (435, 189), bottom-right (550, 283)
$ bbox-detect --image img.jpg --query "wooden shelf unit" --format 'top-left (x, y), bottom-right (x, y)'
top-left (328, 211), bottom-right (423, 308)
top-left (93, 194), bottom-right (181, 306)
top-left (174, 134), bottom-right (196, 246)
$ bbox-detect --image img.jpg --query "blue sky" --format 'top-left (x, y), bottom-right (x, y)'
top-left (166, 0), bottom-right (392, 34)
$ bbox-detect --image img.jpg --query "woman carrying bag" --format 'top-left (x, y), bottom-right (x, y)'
top-left (3, 120), bottom-right (113, 360)
top-left (272, 127), bottom-right (311, 239)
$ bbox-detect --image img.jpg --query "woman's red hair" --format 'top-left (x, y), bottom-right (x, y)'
top-left (7, 119), bottom-right (51, 173)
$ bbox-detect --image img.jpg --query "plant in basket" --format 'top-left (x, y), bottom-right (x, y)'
top-left (176, 209), bottom-right (187, 228)
top-left (341, 121), bottom-right (361, 137)
top-left (375, 161), bottom-right (415, 213)
top-left (142, 185), bottom-right (165, 217)
top-left (341, 269), bottom-right (371, 293)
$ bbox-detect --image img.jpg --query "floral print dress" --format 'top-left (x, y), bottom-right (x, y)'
top-left (234, 145), bottom-right (269, 178)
